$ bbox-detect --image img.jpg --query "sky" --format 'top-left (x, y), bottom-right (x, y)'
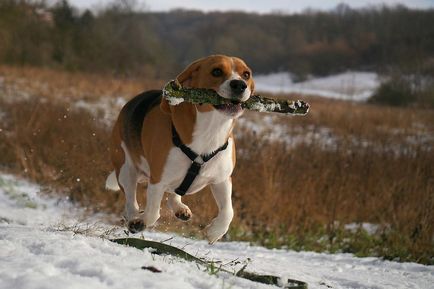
top-left (68, 0), bottom-right (434, 13)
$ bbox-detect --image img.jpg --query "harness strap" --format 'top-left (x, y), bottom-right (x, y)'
top-left (172, 124), bottom-right (228, 196)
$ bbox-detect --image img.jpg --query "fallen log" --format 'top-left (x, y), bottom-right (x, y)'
top-left (111, 237), bottom-right (308, 289)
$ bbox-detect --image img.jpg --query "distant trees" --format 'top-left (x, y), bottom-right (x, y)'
top-left (0, 0), bottom-right (52, 66)
top-left (1, 0), bottom-right (434, 81)
top-left (0, 0), bottom-right (172, 78)
top-left (148, 6), bottom-right (434, 80)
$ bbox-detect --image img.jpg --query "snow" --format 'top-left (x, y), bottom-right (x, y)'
top-left (344, 223), bottom-right (381, 236)
top-left (254, 72), bottom-right (381, 101)
top-left (236, 115), bottom-right (432, 156)
top-left (74, 97), bottom-right (126, 125)
top-left (1, 173), bottom-right (433, 289)
top-left (237, 117), bottom-right (339, 150)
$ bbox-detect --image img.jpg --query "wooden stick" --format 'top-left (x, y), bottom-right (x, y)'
top-left (163, 80), bottom-right (310, 115)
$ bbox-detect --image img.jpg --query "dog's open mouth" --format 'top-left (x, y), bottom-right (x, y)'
top-left (214, 100), bottom-right (243, 115)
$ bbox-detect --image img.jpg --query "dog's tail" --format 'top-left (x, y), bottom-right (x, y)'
top-left (105, 170), bottom-right (120, 191)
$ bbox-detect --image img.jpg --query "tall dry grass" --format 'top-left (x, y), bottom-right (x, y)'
top-left (0, 66), bottom-right (432, 263)
top-left (0, 65), bottom-right (163, 102)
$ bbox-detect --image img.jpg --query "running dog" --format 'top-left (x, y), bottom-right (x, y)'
top-left (106, 55), bottom-right (255, 244)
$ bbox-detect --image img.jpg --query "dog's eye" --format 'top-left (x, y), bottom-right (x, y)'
top-left (242, 71), bottom-right (250, 80)
top-left (211, 68), bottom-right (223, 77)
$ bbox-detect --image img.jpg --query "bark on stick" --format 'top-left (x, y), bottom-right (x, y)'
top-left (163, 80), bottom-right (310, 115)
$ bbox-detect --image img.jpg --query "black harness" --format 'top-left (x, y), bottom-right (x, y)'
top-left (172, 124), bottom-right (228, 196)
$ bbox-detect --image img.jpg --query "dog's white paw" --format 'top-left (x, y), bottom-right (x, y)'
top-left (127, 218), bottom-right (145, 233)
top-left (167, 196), bottom-right (193, 222)
top-left (205, 219), bottom-right (229, 244)
top-left (124, 210), bottom-right (145, 234)
top-left (126, 209), bottom-right (160, 233)
top-left (175, 207), bottom-right (192, 221)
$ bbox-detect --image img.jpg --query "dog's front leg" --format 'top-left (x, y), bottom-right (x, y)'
top-left (143, 183), bottom-right (165, 227)
top-left (205, 178), bottom-right (234, 244)
top-left (127, 183), bottom-right (164, 233)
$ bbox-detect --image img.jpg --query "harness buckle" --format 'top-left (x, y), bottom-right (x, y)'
top-left (193, 155), bottom-right (205, 165)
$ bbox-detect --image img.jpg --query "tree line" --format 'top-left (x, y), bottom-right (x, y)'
top-left (1, 0), bottom-right (434, 80)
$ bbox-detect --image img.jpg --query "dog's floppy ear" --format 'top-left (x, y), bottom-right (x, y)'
top-left (160, 97), bottom-right (171, 114)
top-left (249, 78), bottom-right (255, 95)
top-left (176, 58), bottom-right (203, 88)
top-left (161, 58), bottom-right (204, 114)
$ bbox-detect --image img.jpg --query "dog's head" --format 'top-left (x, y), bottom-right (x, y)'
top-left (162, 55), bottom-right (255, 118)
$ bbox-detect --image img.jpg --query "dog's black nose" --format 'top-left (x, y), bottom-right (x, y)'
top-left (230, 79), bottom-right (247, 94)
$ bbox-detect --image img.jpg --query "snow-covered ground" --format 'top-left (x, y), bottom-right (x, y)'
top-left (254, 72), bottom-right (381, 101)
top-left (1, 173), bottom-right (433, 289)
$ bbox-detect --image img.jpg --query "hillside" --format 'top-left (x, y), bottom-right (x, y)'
top-left (2, 1), bottom-right (434, 78)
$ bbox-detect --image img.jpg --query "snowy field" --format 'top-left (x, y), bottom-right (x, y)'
top-left (1, 173), bottom-right (433, 289)
top-left (254, 72), bottom-right (381, 101)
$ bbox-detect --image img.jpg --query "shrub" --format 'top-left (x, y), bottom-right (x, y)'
top-left (370, 71), bottom-right (434, 108)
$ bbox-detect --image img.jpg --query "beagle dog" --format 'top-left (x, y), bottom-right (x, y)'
top-left (106, 55), bottom-right (254, 244)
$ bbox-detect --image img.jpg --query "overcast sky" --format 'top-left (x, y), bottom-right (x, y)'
top-left (68, 0), bottom-right (434, 13)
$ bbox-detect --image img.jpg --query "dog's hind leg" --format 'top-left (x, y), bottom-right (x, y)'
top-left (167, 193), bottom-right (192, 221)
top-left (115, 142), bottom-right (143, 233)
top-left (205, 178), bottom-right (234, 244)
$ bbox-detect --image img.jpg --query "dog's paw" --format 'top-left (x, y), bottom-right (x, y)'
top-left (204, 220), bottom-right (228, 244)
top-left (127, 218), bottom-right (145, 233)
top-left (175, 207), bottom-right (192, 221)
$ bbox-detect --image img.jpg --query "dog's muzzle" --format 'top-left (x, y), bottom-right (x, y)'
top-left (215, 79), bottom-right (249, 117)
top-left (229, 79), bottom-right (247, 96)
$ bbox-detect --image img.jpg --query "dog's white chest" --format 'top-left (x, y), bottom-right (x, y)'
top-left (161, 110), bottom-right (235, 194)
top-left (162, 137), bottom-right (234, 194)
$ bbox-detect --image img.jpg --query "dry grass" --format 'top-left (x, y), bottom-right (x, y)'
top-left (0, 65), bottom-right (164, 102)
top-left (0, 66), bottom-right (433, 264)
